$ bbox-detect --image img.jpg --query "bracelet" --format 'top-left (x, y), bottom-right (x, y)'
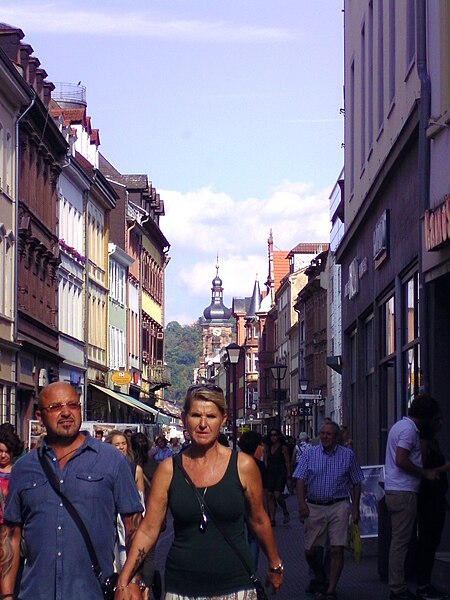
top-left (130, 576), bottom-right (146, 591)
top-left (115, 583), bottom-right (128, 592)
top-left (268, 562), bottom-right (284, 574)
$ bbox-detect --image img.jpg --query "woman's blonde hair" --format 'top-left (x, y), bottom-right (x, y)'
top-left (183, 384), bottom-right (226, 415)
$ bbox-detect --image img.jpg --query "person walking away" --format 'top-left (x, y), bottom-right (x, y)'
top-left (416, 409), bottom-right (450, 600)
top-left (290, 432), bottom-right (310, 493)
top-left (384, 393), bottom-right (441, 600)
top-left (130, 432), bottom-right (162, 600)
top-left (0, 382), bottom-right (144, 600)
top-left (238, 430), bottom-right (268, 570)
top-left (114, 383), bottom-right (284, 600)
top-left (265, 428), bottom-right (291, 526)
top-left (295, 420), bottom-right (364, 600)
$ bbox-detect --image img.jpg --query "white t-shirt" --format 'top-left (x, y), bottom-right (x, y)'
top-left (384, 416), bottom-right (422, 492)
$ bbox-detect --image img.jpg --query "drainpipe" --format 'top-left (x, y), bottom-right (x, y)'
top-left (417, 0), bottom-right (431, 393)
top-left (13, 91), bottom-right (36, 342)
top-left (12, 91), bottom-right (36, 428)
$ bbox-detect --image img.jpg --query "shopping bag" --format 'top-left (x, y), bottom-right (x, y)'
top-left (348, 521), bottom-right (362, 564)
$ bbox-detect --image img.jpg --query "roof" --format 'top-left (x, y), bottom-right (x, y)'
top-left (273, 250), bottom-right (290, 293)
top-left (288, 242), bottom-right (330, 257)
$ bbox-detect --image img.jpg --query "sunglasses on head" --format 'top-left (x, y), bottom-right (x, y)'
top-left (187, 383), bottom-right (223, 394)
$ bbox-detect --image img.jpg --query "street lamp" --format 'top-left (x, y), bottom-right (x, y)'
top-left (270, 363), bottom-right (287, 431)
top-left (298, 379), bottom-right (309, 434)
top-left (226, 343), bottom-right (242, 450)
top-left (299, 379), bottom-right (309, 393)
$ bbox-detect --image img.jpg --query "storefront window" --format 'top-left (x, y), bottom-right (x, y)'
top-left (403, 272), bottom-right (420, 409)
top-left (384, 296), bottom-right (395, 356)
top-left (404, 274), bottom-right (418, 344)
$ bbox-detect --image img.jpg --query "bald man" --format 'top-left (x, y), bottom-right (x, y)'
top-left (0, 382), bottom-right (144, 600)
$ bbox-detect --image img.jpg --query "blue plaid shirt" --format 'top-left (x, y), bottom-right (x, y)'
top-left (293, 443), bottom-right (364, 502)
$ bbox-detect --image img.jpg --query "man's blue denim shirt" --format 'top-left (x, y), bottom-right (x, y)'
top-left (4, 432), bottom-right (143, 600)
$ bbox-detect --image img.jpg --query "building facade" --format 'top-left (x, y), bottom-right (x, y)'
top-left (336, 1), bottom-right (450, 467)
top-left (0, 26), bottom-right (68, 440)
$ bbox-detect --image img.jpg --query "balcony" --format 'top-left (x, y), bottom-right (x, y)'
top-left (148, 364), bottom-right (171, 389)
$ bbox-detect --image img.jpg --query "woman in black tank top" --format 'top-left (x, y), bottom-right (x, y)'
top-left (114, 384), bottom-right (284, 600)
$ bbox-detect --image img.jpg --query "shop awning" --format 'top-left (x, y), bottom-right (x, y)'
top-left (90, 384), bottom-right (159, 416)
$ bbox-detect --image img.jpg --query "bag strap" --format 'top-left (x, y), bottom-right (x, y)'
top-left (173, 453), bottom-right (257, 583)
top-left (38, 449), bottom-right (103, 580)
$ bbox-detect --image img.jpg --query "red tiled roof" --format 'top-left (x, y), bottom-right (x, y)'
top-left (273, 250), bottom-right (289, 293)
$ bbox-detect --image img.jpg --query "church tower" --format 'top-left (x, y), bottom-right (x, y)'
top-left (201, 258), bottom-right (233, 368)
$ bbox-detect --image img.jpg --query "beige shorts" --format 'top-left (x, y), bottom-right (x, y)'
top-left (303, 500), bottom-right (350, 550)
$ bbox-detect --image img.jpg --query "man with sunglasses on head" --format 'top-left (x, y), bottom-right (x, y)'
top-left (0, 382), bottom-right (144, 600)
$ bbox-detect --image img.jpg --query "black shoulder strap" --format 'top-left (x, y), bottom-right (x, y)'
top-left (173, 453), bottom-right (255, 580)
top-left (38, 450), bottom-right (103, 580)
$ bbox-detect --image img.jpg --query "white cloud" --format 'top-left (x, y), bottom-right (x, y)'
top-left (162, 180), bottom-right (331, 320)
top-left (1, 4), bottom-right (292, 42)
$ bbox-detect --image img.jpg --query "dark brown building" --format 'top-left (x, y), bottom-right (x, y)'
top-left (0, 24), bottom-right (67, 438)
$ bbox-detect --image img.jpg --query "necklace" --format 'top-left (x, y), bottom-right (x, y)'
top-left (56, 447), bottom-right (78, 462)
top-left (199, 487), bottom-right (208, 532)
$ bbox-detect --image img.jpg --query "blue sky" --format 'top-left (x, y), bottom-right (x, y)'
top-left (2, 1), bottom-right (344, 324)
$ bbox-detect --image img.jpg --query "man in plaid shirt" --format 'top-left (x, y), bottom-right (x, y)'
top-left (294, 420), bottom-right (364, 600)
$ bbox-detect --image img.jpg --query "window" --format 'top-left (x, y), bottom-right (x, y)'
top-left (349, 60), bottom-right (355, 192)
top-left (109, 326), bottom-right (126, 370)
top-left (109, 260), bottom-right (126, 306)
top-left (365, 317), bottom-right (374, 373)
top-left (368, 2), bottom-right (374, 150)
top-left (0, 227), bottom-right (14, 318)
top-left (406, 0), bottom-right (416, 71)
top-left (402, 273), bottom-right (420, 407)
top-left (360, 22), bottom-right (366, 170)
top-left (384, 296), bottom-right (395, 357)
top-left (388, 0), bottom-right (396, 107)
top-left (377, 0), bottom-right (384, 132)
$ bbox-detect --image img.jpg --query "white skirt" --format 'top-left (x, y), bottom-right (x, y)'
top-left (165, 590), bottom-right (258, 600)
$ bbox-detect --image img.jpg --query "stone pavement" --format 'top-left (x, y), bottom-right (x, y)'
top-left (154, 493), bottom-right (392, 599)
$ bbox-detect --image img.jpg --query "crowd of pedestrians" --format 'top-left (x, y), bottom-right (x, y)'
top-left (0, 382), bottom-right (449, 600)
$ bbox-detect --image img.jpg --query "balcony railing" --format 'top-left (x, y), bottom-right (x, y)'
top-left (148, 364), bottom-right (171, 387)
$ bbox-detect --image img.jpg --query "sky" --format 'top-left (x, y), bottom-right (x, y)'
top-left (2, 1), bottom-right (345, 325)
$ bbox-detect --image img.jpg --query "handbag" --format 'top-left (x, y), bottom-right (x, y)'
top-left (38, 452), bottom-right (118, 599)
top-left (173, 455), bottom-right (269, 600)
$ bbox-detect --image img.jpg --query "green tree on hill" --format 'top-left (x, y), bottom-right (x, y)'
top-left (164, 320), bottom-right (202, 405)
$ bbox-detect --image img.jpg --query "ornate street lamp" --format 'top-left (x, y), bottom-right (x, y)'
top-left (270, 363), bottom-right (287, 431)
top-left (299, 379), bottom-right (309, 393)
top-left (226, 343), bottom-right (242, 449)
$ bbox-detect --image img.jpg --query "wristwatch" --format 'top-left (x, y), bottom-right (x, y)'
top-left (268, 562), bottom-right (284, 574)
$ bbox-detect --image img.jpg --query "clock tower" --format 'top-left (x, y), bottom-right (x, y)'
top-left (201, 259), bottom-right (233, 370)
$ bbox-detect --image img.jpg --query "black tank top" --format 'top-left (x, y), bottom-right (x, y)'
top-left (165, 451), bottom-right (253, 596)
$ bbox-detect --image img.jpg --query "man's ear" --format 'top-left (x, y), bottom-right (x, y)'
top-left (35, 409), bottom-right (44, 426)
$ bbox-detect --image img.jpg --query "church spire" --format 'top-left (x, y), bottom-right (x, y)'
top-left (202, 257), bottom-right (232, 322)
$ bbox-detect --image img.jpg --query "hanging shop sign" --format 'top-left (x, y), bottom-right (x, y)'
top-left (424, 195), bottom-right (450, 251)
top-left (373, 210), bottom-right (389, 268)
top-left (111, 370), bottom-right (132, 385)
